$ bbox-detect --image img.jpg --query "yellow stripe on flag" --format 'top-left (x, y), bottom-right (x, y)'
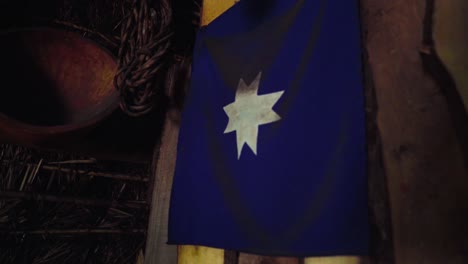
top-left (201, 0), bottom-right (239, 26)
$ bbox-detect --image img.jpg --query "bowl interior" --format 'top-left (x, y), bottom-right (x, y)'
top-left (0, 28), bottom-right (118, 127)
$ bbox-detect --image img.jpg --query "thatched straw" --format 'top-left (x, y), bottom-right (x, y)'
top-left (0, 144), bottom-right (149, 264)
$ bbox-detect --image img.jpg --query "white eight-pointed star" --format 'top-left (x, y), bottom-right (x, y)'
top-left (223, 72), bottom-right (284, 159)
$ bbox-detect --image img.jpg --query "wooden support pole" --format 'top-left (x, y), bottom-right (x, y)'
top-left (361, 0), bottom-right (468, 263)
top-left (144, 108), bottom-right (180, 264)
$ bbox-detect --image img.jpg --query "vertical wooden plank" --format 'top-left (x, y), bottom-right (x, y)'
top-left (144, 55), bottom-right (190, 263)
top-left (361, 0), bottom-right (468, 263)
top-left (360, 1), bottom-right (394, 262)
top-left (144, 108), bottom-right (180, 264)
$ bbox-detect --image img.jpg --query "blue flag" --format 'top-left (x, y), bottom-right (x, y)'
top-left (168, 0), bottom-right (369, 256)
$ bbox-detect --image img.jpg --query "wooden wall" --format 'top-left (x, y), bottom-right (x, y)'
top-left (361, 0), bottom-right (468, 263)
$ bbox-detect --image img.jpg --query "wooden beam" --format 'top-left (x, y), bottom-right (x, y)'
top-left (144, 107), bottom-right (180, 264)
top-left (361, 0), bottom-right (468, 263)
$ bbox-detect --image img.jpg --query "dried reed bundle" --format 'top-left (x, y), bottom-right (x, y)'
top-left (0, 144), bottom-right (149, 264)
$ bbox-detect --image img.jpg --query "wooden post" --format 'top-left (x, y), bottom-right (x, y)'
top-left (361, 0), bottom-right (468, 263)
top-left (144, 106), bottom-right (180, 264)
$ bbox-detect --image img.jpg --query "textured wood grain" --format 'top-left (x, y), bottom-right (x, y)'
top-left (361, 0), bottom-right (468, 263)
top-left (360, 3), bottom-right (394, 263)
top-left (144, 108), bottom-right (180, 264)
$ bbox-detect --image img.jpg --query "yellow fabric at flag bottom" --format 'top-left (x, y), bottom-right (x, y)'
top-left (178, 246), bottom-right (224, 264)
top-left (178, 246), bottom-right (366, 264)
top-left (304, 256), bottom-right (364, 264)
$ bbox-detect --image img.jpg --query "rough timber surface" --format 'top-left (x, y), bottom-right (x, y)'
top-left (361, 0), bottom-right (468, 263)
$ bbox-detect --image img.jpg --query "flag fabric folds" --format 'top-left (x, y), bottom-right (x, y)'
top-left (168, 0), bottom-right (370, 257)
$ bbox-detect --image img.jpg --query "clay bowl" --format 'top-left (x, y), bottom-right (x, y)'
top-left (0, 27), bottom-right (119, 145)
